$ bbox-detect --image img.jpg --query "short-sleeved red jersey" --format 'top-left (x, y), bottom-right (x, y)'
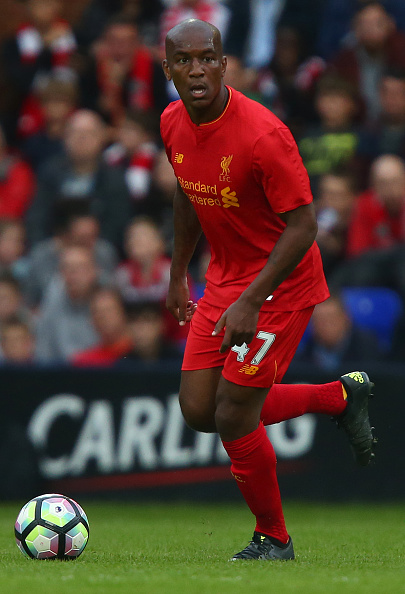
top-left (161, 87), bottom-right (329, 311)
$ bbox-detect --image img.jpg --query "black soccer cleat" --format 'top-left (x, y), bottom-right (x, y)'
top-left (336, 371), bottom-right (377, 466)
top-left (230, 532), bottom-right (295, 561)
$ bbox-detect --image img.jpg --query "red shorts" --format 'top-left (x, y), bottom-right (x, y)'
top-left (182, 298), bottom-right (314, 388)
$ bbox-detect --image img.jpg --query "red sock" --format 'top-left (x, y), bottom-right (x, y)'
top-left (222, 422), bottom-right (289, 543)
top-left (261, 381), bottom-right (347, 425)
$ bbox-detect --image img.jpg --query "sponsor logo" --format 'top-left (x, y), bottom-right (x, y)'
top-left (178, 176), bottom-right (239, 209)
top-left (238, 364), bottom-right (259, 376)
top-left (178, 176), bottom-right (217, 195)
top-left (231, 471), bottom-right (246, 483)
top-left (174, 153), bottom-right (184, 163)
top-left (344, 371), bottom-right (364, 383)
top-left (221, 186), bottom-right (239, 208)
top-left (26, 394), bottom-right (317, 480)
top-left (219, 154), bottom-right (233, 181)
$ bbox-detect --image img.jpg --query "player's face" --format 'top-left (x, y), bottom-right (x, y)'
top-left (163, 26), bottom-right (227, 124)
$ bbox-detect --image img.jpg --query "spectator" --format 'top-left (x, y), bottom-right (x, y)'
top-left (298, 75), bottom-right (360, 193)
top-left (0, 220), bottom-right (28, 286)
top-left (329, 1), bottom-right (405, 122)
top-left (72, 287), bottom-right (132, 367)
top-left (255, 26), bottom-right (326, 131)
top-left (242, 0), bottom-right (285, 69)
top-left (0, 125), bottom-right (35, 218)
top-left (26, 207), bottom-right (117, 308)
top-left (159, 1), bottom-right (230, 56)
top-left (223, 55), bottom-right (265, 106)
top-left (118, 301), bottom-right (181, 364)
top-left (26, 109), bottom-right (131, 247)
top-left (317, 0), bottom-right (405, 61)
top-left (0, 318), bottom-right (36, 366)
top-left (223, 0), bottom-right (250, 61)
top-left (79, 14), bottom-right (168, 124)
top-left (21, 77), bottom-right (78, 172)
top-left (2, 0), bottom-right (77, 138)
top-left (145, 149), bottom-right (178, 249)
top-left (357, 67), bottom-right (405, 167)
top-left (296, 294), bottom-right (383, 370)
top-left (0, 272), bottom-right (31, 328)
top-left (329, 155), bottom-right (405, 299)
top-left (35, 245), bottom-right (101, 362)
top-left (278, 0), bottom-right (324, 57)
top-left (104, 109), bottom-right (159, 208)
top-left (75, 0), bottom-right (164, 50)
top-left (346, 154), bottom-right (405, 257)
top-left (115, 215), bottom-right (171, 304)
top-left (315, 169), bottom-right (358, 276)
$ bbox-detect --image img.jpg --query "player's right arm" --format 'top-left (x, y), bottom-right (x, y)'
top-left (166, 181), bottom-right (202, 325)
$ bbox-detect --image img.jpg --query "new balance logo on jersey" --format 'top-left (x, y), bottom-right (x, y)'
top-left (174, 153), bottom-right (184, 163)
top-left (239, 364), bottom-right (259, 375)
top-left (221, 186), bottom-right (239, 208)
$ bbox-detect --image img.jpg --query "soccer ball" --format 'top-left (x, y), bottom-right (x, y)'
top-left (14, 493), bottom-right (89, 560)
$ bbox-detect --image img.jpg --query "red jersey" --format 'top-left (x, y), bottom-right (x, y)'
top-left (160, 87), bottom-right (329, 311)
top-left (347, 189), bottom-right (405, 257)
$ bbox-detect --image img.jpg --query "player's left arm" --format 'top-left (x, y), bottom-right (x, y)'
top-left (213, 202), bottom-right (317, 352)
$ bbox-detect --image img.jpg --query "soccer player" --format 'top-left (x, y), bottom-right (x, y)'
top-left (160, 19), bottom-right (376, 561)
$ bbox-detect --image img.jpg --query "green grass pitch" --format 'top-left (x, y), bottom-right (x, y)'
top-left (1, 501), bottom-right (404, 594)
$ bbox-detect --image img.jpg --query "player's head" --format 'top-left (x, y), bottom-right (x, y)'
top-left (162, 19), bottom-right (228, 124)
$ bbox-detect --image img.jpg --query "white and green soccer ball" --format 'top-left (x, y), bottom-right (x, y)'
top-left (15, 494), bottom-right (89, 559)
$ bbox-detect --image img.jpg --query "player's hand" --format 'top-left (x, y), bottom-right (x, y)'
top-left (166, 277), bottom-right (197, 325)
top-left (212, 298), bottom-right (259, 353)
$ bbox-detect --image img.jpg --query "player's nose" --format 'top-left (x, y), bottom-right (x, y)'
top-left (189, 57), bottom-right (204, 76)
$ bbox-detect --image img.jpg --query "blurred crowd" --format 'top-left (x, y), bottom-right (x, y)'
top-left (0, 0), bottom-right (404, 370)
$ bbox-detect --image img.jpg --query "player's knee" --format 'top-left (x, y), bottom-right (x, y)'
top-left (179, 392), bottom-right (215, 433)
top-left (214, 397), bottom-right (245, 438)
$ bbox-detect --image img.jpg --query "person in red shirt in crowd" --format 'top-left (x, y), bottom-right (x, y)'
top-left (2, 0), bottom-right (77, 139)
top-left (0, 126), bottom-right (35, 219)
top-left (115, 215), bottom-right (171, 304)
top-left (104, 109), bottom-right (159, 210)
top-left (80, 14), bottom-right (168, 126)
top-left (21, 77), bottom-right (78, 172)
top-left (161, 19), bottom-right (376, 562)
top-left (347, 154), bottom-right (405, 256)
top-left (72, 287), bottom-right (132, 367)
top-left (115, 215), bottom-right (190, 345)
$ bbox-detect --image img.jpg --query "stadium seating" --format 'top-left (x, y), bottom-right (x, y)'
top-left (341, 287), bottom-right (403, 352)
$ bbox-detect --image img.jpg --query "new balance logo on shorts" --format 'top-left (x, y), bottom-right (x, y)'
top-left (238, 364), bottom-right (259, 375)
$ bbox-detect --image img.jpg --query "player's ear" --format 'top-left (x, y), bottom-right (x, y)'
top-left (221, 56), bottom-right (227, 78)
top-left (162, 59), bottom-right (172, 81)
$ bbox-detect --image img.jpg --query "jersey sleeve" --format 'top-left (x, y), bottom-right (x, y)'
top-left (252, 126), bottom-right (313, 213)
